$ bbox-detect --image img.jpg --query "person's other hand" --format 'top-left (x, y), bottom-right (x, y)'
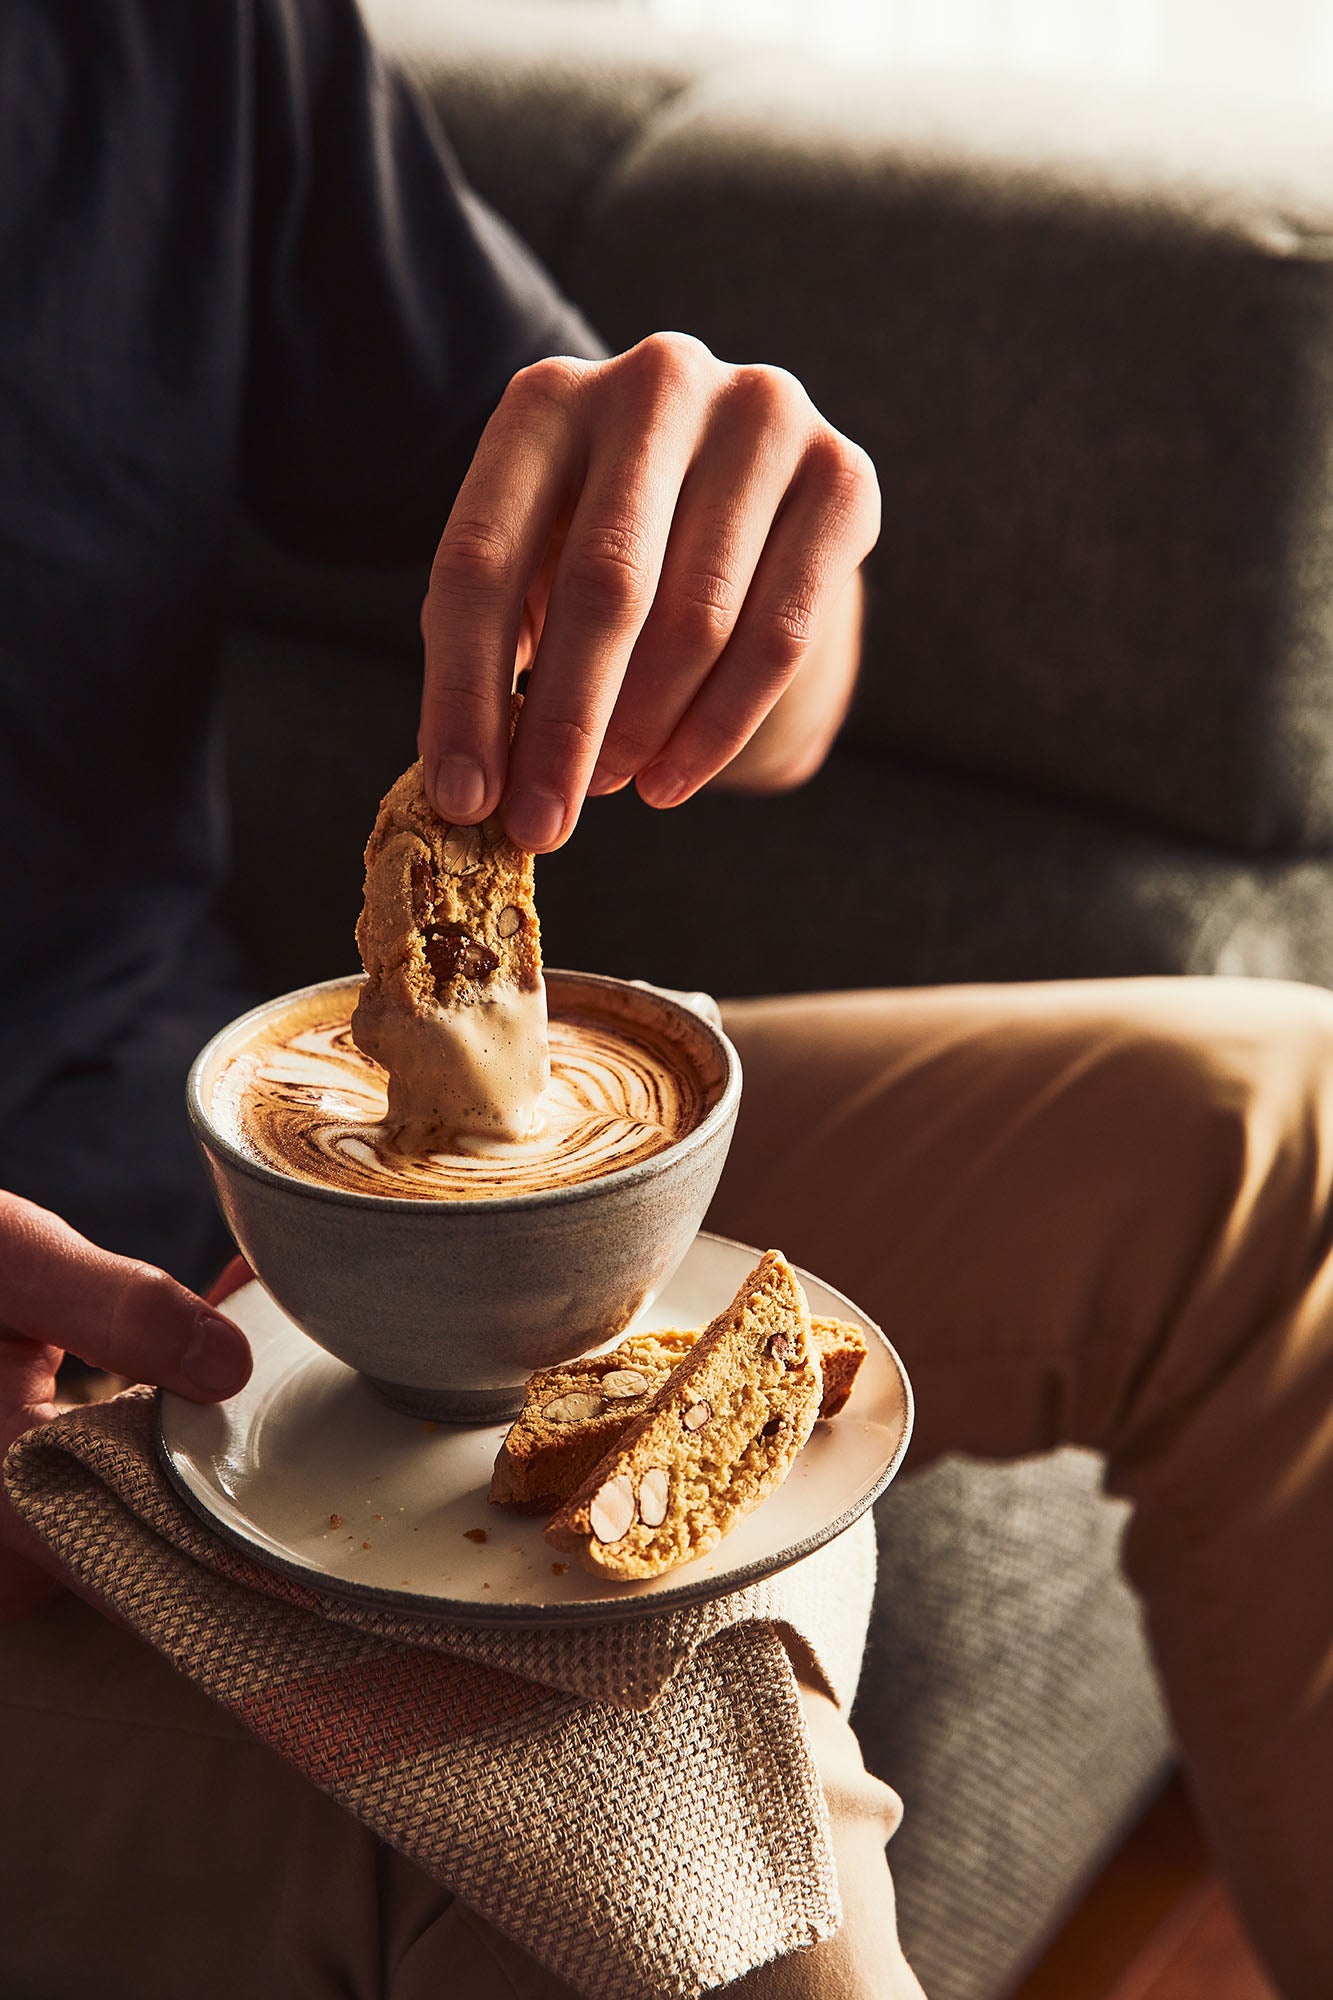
top-left (419, 333), bottom-right (880, 850)
top-left (0, 1192), bottom-right (250, 1618)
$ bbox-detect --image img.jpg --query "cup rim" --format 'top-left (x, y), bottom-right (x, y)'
top-left (187, 969), bottom-right (742, 1214)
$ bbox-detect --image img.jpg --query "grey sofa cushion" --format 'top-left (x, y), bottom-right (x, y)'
top-left (861, 1450), bottom-right (1170, 2000)
top-left (563, 65), bottom-right (1333, 855)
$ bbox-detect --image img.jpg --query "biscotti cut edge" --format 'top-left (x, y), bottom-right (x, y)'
top-left (488, 1331), bottom-right (697, 1512)
top-left (490, 1318), bottom-right (864, 1512)
top-left (543, 1249), bottom-right (822, 1581)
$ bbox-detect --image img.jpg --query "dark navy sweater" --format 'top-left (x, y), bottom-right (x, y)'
top-left (0, 0), bottom-right (598, 1278)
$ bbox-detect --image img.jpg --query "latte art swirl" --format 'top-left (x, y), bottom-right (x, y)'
top-left (214, 994), bottom-right (709, 1200)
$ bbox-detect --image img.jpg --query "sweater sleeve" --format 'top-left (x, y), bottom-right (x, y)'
top-left (241, 0), bottom-right (604, 562)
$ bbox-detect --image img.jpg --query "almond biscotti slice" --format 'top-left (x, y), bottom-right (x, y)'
top-left (351, 702), bottom-right (547, 1147)
top-left (490, 1316), bottom-right (865, 1513)
top-left (806, 1317), bottom-right (868, 1419)
top-left (543, 1250), bottom-right (823, 1581)
top-left (488, 1331), bottom-right (697, 1513)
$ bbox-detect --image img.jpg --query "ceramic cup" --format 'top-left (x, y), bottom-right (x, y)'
top-left (187, 970), bottom-right (741, 1422)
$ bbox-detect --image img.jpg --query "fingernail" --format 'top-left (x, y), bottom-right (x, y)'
top-left (638, 763), bottom-right (689, 808)
top-left (588, 762), bottom-right (630, 797)
top-left (505, 785), bottom-right (567, 850)
top-left (432, 753), bottom-right (487, 822)
top-left (183, 1312), bottom-right (250, 1396)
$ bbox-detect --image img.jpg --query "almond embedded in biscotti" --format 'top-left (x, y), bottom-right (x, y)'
top-left (496, 904), bottom-right (522, 938)
top-left (543, 1250), bottom-right (821, 1582)
top-left (602, 1368), bottom-right (650, 1399)
top-left (637, 1467), bottom-right (669, 1527)
top-left (589, 1475), bottom-right (637, 1543)
top-left (423, 924), bottom-right (498, 985)
top-left (542, 1391), bottom-right (605, 1424)
top-left (440, 824), bottom-right (483, 875)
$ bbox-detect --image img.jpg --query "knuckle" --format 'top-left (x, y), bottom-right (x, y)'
top-left (622, 330), bottom-right (714, 396)
top-left (444, 520), bottom-right (511, 571)
top-left (682, 711), bottom-right (751, 775)
top-left (420, 678), bottom-right (496, 739)
top-left (563, 524), bottom-right (654, 619)
top-left (125, 1259), bottom-right (175, 1308)
top-left (804, 430), bottom-right (880, 519)
top-left (601, 715), bottom-right (664, 773)
top-left (433, 516), bottom-right (516, 594)
top-left (726, 362), bottom-right (808, 432)
top-left (109, 1260), bottom-right (178, 1342)
top-left (757, 596), bottom-right (819, 668)
top-left (505, 353), bottom-right (588, 418)
top-left (530, 711), bottom-right (600, 766)
top-left (663, 572), bottom-right (738, 656)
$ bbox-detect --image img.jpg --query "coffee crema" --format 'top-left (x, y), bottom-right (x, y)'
top-left (212, 986), bottom-right (713, 1200)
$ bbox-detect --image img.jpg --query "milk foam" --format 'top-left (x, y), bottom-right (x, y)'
top-left (212, 990), bottom-right (710, 1201)
top-left (353, 982), bottom-right (552, 1149)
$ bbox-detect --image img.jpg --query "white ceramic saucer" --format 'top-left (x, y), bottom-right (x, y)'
top-left (157, 1232), bottom-right (912, 1626)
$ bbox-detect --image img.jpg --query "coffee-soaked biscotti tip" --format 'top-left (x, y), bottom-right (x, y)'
top-left (543, 1249), bottom-right (824, 1582)
top-left (350, 694), bottom-right (551, 1147)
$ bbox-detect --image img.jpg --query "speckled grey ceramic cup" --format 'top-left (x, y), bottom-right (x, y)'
top-left (188, 971), bottom-right (741, 1422)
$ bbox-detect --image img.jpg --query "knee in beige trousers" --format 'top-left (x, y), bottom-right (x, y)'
top-left (713, 975), bottom-right (1333, 2000)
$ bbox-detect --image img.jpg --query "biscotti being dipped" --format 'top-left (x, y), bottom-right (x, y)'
top-left (351, 697), bottom-right (547, 1149)
top-left (544, 1250), bottom-right (823, 1582)
top-left (490, 1317), bottom-right (865, 1514)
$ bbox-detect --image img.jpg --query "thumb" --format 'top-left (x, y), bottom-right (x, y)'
top-left (0, 1193), bottom-right (251, 1403)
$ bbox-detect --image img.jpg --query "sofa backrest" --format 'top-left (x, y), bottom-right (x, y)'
top-left (223, 3), bottom-right (1333, 997)
top-left (360, 0), bottom-right (1333, 856)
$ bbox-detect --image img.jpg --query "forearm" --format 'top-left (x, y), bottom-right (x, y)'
top-left (708, 571), bottom-right (864, 796)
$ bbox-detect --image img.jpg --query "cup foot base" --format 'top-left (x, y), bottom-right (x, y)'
top-left (363, 1374), bottom-right (526, 1425)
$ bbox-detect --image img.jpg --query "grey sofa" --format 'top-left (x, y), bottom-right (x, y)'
top-left (221, 5), bottom-right (1333, 1991)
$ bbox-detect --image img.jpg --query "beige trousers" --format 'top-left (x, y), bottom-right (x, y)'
top-left (4, 974), bottom-right (1332, 1997)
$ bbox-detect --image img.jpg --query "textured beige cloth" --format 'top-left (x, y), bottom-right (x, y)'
top-left (4, 1388), bottom-right (877, 2000)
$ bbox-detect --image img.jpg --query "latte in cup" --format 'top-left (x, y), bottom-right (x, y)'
top-left (211, 976), bottom-right (719, 1202)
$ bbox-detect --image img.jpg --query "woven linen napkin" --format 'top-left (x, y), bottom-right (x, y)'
top-left (4, 1389), bottom-right (877, 2000)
